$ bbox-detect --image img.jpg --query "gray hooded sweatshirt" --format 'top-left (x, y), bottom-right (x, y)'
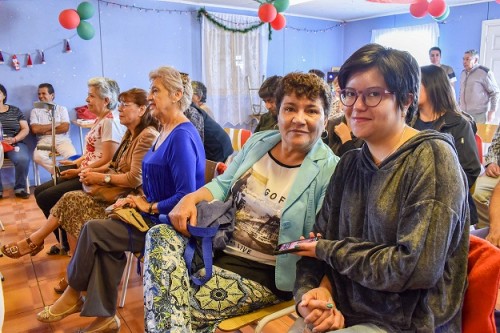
top-left (294, 131), bottom-right (469, 332)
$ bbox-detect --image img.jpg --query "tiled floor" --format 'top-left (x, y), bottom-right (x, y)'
top-left (0, 188), bottom-right (295, 333)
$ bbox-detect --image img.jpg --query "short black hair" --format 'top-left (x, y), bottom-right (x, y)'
top-left (429, 46), bottom-right (441, 55)
top-left (258, 75), bottom-right (282, 99)
top-left (191, 81), bottom-right (208, 103)
top-left (38, 83), bottom-right (55, 94)
top-left (338, 43), bottom-right (420, 123)
top-left (0, 84), bottom-right (7, 103)
top-left (308, 69), bottom-right (325, 80)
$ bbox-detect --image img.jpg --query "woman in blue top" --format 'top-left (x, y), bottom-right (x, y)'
top-left (35, 67), bottom-right (205, 333)
top-left (143, 72), bottom-right (339, 333)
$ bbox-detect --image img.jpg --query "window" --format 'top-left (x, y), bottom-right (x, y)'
top-left (371, 23), bottom-right (439, 66)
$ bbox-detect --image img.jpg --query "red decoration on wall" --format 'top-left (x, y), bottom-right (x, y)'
top-left (0, 50), bottom-right (4, 64)
top-left (428, 0), bottom-right (446, 17)
top-left (39, 50), bottom-right (46, 64)
top-left (59, 9), bottom-right (81, 29)
top-left (26, 54), bottom-right (33, 68)
top-left (65, 39), bottom-right (72, 53)
top-left (11, 55), bottom-right (20, 71)
top-left (258, 3), bottom-right (277, 23)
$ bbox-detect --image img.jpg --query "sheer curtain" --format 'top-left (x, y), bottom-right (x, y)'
top-left (371, 23), bottom-right (439, 66)
top-left (202, 12), bottom-right (268, 126)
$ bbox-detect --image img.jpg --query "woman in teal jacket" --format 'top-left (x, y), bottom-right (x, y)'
top-left (143, 72), bottom-right (338, 333)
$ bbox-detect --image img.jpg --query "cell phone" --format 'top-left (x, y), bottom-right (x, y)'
top-left (55, 164), bottom-right (77, 177)
top-left (273, 237), bottom-right (319, 255)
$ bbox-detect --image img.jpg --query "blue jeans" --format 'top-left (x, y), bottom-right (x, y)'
top-left (0, 142), bottom-right (30, 192)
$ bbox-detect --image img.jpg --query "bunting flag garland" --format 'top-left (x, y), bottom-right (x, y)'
top-left (0, 51), bottom-right (4, 64)
top-left (39, 50), bottom-right (46, 64)
top-left (65, 39), bottom-right (72, 53)
top-left (11, 55), bottom-right (20, 71)
top-left (26, 54), bottom-right (33, 68)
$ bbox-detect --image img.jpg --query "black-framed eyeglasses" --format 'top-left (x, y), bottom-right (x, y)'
top-left (339, 87), bottom-right (394, 107)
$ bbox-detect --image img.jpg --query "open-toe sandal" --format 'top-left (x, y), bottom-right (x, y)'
top-left (1, 237), bottom-right (44, 259)
top-left (36, 297), bottom-right (84, 323)
top-left (54, 277), bottom-right (69, 294)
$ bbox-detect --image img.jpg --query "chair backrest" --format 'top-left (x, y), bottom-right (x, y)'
top-left (475, 134), bottom-right (484, 164)
top-left (462, 235), bottom-right (500, 333)
top-left (476, 123), bottom-right (499, 144)
top-left (224, 128), bottom-right (252, 152)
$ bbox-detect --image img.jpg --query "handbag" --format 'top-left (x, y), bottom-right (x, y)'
top-left (107, 207), bottom-right (153, 232)
top-left (75, 105), bottom-right (97, 120)
top-left (158, 197), bottom-right (236, 286)
top-left (83, 183), bottom-right (134, 204)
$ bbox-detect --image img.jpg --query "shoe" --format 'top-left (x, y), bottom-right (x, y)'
top-left (1, 237), bottom-right (44, 258)
top-left (36, 297), bottom-right (84, 323)
top-left (47, 245), bottom-right (61, 255)
top-left (54, 277), bottom-right (68, 294)
top-left (76, 315), bottom-right (121, 333)
top-left (14, 190), bottom-right (30, 199)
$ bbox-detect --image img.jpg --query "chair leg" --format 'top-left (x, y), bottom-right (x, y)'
top-left (0, 219), bottom-right (4, 231)
top-left (119, 252), bottom-right (134, 308)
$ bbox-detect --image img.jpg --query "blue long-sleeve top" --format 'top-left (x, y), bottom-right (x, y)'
top-left (142, 122), bottom-right (205, 224)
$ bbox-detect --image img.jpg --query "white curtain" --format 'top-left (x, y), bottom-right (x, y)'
top-left (371, 23), bottom-right (439, 67)
top-left (202, 12), bottom-right (268, 127)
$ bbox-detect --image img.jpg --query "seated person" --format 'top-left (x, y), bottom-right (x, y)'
top-left (33, 67), bottom-right (205, 332)
top-left (191, 80), bottom-right (214, 118)
top-left (290, 44), bottom-right (469, 332)
top-left (326, 113), bottom-right (364, 157)
top-left (254, 75), bottom-right (282, 132)
top-left (474, 124), bottom-right (500, 229)
top-left (487, 181), bottom-right (500, 248)
top-left (2, 88), bottom-right (158, 264)
top-left (30, 83), bottom-right (77, 174)
top-left (34, 77), bottom-right (125, 254)
top-left (143, 72), bottom-right (339, 332)
top-left (0, 83), bottom-right (31, 199)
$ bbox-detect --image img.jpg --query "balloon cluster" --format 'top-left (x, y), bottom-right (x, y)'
top-left (58, 2), bottom-right (95, 40)
top-left (257, 0), bottom-right (289, 31)
top-left (410, 0), bottom-right (450, 22)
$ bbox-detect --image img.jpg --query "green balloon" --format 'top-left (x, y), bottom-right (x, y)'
top-left (77, 1), bottom-right (95, 20)
top-left (274, 0), bottom-right (289, 13)
top-left (77, 21), bottom-right (95, 40)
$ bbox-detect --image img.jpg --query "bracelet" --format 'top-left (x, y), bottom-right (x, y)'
top-left (295, 301), bottom-right (303, 318)
top-left (148, 202), bottom-right (155, 214)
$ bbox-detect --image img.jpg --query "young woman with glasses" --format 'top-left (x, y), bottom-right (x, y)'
top-left (289, 43), bottom-right (469, 332)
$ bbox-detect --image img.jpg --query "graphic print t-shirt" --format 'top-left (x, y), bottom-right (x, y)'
top-left (224, 152), bottom-right (300, 266)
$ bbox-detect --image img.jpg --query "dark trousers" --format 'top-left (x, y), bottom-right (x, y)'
top-left (34, 178), bottom-right (82, 249)
top-left (67, 218), bottom-right (146, 317)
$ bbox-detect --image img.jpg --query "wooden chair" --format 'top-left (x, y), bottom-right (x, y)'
top-left (217, 300), bottom-right (295, 333)
top-left (476, 123), bottom-right (499, 160)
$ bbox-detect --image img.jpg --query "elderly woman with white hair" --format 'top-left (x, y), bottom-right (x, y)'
top-left (34, 67), bottom-right (205, 333)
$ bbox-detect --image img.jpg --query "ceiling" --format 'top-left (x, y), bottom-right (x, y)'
top-left (165, 0), bottom-right (490, 21)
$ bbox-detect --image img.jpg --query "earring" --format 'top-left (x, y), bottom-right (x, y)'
top-left (321, 129), bottom-right (328, 140)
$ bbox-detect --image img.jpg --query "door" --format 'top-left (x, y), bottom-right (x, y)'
top-left (480, 19), bottom-right (500, 124)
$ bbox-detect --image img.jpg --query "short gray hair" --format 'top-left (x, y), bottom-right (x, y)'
top-left (87, 77), bottom-right (120, 110)
top-left (465, 49), bottom-right (479, 59)
top-left (149, 67), bottom-right (193, 111)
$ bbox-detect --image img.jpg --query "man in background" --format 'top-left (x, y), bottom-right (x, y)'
top-left (254, 75), bottom-right (282, 132)
top-left (429, 46), bottom-right (457, 91)
top-left (459, 49), bottom-right (500, 123)
top-left (30, 83), bottom-right (76, 174)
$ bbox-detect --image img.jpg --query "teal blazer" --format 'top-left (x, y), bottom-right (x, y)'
top-left (205, 130), bottom-right (339, 291)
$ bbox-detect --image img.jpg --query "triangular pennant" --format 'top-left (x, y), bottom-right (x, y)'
top-left (11, 55), bottom-right (20, 71)
top-left (0, 50), bottom-right (4, 64)
top-left (65, 39), bottom-right (72, 53)
top-left (26, 54), bottom-right (33, 68)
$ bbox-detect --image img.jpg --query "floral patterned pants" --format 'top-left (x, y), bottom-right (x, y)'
top-left (143, 224), bottom-right (280, 333)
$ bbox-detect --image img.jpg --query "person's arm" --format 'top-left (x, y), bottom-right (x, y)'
top-left (485, 71), bottom-right (500, 122)
top-left (487, 182), bottom-right (500, 247)
top-left (8, 120), bottom-right (29, 144)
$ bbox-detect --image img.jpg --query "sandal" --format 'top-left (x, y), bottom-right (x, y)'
top-left (1, 237), bottom-right (44, 259)
top-left (36, 297), bottom-right (84, 323)
top-left (54, 277), bottom-right (69, 294)
top-left (76, 315), bottom-right (121, 333)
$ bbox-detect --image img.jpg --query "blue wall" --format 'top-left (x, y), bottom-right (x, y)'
top-left (0, 0), bottom-right (342, 185)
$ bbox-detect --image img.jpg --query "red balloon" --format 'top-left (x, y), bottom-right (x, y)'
top-left (497, 0), bottom-right (500, 3)
top-left (258, 3), bottom-right (277, 23)
top-left (59, 9), bottom-right (80, 30)
top-left (271, 13), bottom-right (286, 30)
top-left (428, 0), bottom-right (446, 17)
top-left (409, 0), bottom-right (428, 18)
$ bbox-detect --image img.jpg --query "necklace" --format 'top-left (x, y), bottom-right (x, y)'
top-left (374, 125), bottom-right (407, 167)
